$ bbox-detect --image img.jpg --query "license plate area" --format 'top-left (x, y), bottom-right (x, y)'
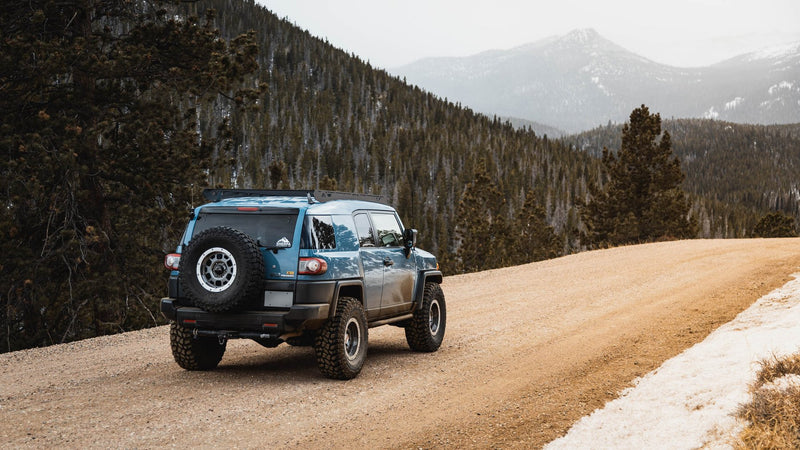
top-left (264, 290), bottom-right (293, 308)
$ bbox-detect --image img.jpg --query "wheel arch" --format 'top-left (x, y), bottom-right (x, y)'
top-left (412, 270), bottom-right (443, 310)
top-left (329, 280), bottom-right (364, 318)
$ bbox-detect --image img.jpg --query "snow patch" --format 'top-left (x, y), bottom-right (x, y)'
top-left (591, 76), bottom-right (612, 97)
top-left (761, 374), bottom-right (800, 392)
top-left (546, 274), bottom-right (800, 450)
top-left (725, 97), bottom-right (744, 110)
top-left (768, 81), bottom-right (794, 95)
top-left (563, 28), bottom-right (600, 44)
top-left (747, 42), bottom-right (800, 61)
top-left (760, 98), bottom-right (784, 109)
top-left (703, 106), bottom-right (719, 119)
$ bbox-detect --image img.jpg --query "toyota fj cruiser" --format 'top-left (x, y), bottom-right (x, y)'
top-left (161, 189), bottom-right (444, 379)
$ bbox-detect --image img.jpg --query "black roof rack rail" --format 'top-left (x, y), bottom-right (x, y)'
top-left (202, 189), bottom-right (311, 202)
top-left (313, 190), bottom-right (386, 204)
top-left (202, 189), bottom-right (387, 205)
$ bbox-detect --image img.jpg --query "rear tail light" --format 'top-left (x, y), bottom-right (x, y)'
top-left (299, 257), bottom-right (327, 275)
top-left (165, 253), bottom-right (181, 270)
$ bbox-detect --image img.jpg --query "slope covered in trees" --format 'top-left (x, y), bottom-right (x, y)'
top-left (197, 0), bottom-right (800, 246)
top-left (1, 0), bottom-right (596, 352)
top-left (183, 0), bottom-right (597, 265)
top-left (0, 0), bottom-right (259, 352)
top-left (568, 120), bottom-right (800, 237)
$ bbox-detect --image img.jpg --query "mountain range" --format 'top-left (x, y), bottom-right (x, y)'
top-left (392, 29), bottom-right (800, 134)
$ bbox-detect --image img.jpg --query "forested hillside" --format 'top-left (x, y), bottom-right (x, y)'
top-left (184, 0), bottom-right (598, 262)
top-left (197, 0), bottom-right (800, 242)
top-left (567, 120), bottom-right (800, 237)
top-left (188, 0), bottom-right (800, 248)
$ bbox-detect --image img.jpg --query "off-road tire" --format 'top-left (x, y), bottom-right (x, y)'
top-left (314, 297), bottom-right (368, 379)
top-left (179, 226), bottom-right (264, 313)
top-left (170, 322), bottom-right (226, 370)
top-left (405, 282), bottom-right (446, 352)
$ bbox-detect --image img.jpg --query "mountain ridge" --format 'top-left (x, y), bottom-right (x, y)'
top-left (392, 29), bottom-right (800, 133)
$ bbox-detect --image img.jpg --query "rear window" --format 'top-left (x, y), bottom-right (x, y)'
top-left (192, 208), bottom-right (298, 248)
top-left (301, 215), bottom-right (336, 249)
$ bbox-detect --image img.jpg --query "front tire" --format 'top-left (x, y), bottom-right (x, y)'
top-left (405, 282), bottom-right (446, 352)
top-left (170, 322), bottom-right (226, 370)
top-left (314, 297), bottom-right (368, 379)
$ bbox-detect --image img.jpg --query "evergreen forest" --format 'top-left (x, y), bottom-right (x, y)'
top-left (1, 0), bottom-right (798, 352)
top-left (568, 120), bottom-right (800, 237)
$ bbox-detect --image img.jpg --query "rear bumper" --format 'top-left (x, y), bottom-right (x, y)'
top-left (160, 298), bottom-right (329, 335)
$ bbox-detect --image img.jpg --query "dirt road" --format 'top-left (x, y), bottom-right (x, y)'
top-left (2, 239), bottom-right (800, 448)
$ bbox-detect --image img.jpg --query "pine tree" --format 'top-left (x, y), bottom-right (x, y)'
top-left (453, 162), bottom-right (508, 273)
top-left (512, 191), bottom-right (562, 263)
top-left (268, 160), bottom-right (289, 189)
top-left (582, 105), bottom-right (696, 246)
top-left (0, 1), bottom-right (259, 351)
top-left (752, 212), bottom-right (797, 237)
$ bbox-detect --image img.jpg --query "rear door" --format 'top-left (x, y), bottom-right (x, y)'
top-left (191, 207), bottom-right (301, 308)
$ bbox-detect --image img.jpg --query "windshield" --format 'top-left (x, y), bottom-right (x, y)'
top-left (192, 209), bottom-right (298, 248)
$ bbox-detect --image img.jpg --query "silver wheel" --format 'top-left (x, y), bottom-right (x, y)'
top-left (196, 247), bottom-right (237, 292)
top-left (344, 317), bottom-right (362, 361)
top-left (428, 299), bottom-right (441, 335)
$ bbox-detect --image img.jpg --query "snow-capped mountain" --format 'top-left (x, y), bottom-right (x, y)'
top-left (391, 29), bottom-right (800, 133)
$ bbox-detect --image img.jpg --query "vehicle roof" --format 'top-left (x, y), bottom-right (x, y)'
top-left (196, 196), bottom-right (395, 214)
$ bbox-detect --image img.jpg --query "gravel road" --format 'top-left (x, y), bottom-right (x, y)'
top-left (2, 239), bottom-right (800, 448)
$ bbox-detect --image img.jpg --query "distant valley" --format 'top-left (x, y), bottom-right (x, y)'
top-left (392, 29), bottom-right (800, 134)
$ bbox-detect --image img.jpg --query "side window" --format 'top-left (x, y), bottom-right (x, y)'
top-left (371, 213), bottom-right (403, 247)
top-left (301, 215), bottom-right (336, 249)
top-left (353, 213), bottom-right (375, 247)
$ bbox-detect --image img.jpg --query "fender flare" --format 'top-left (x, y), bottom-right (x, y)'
top-left (412, 270), bottom-right (443, 310)
top-left (329, 280), bottom-right (365, 319)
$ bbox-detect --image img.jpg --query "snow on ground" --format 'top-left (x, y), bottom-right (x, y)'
top-left (545, 274), bottom-right (800, 450)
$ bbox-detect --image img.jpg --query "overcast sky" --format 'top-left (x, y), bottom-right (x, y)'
top-left (257, 0), bottom-right (800, 69)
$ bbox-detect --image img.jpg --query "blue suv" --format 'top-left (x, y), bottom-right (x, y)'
top-left (161, 189), bottom-right (445, 379)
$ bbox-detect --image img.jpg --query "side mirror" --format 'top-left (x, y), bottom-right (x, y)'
top-left (403, 228), bottom-right (417, 257)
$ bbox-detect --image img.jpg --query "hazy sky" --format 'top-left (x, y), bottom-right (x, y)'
top-left (258, 0), bottom-right (800, 69)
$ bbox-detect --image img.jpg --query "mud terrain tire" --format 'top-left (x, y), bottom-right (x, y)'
top-left (314, 297), bottom-right (368, 379)
top-left (170, 322), bottom-right (226, 370)
top-left (179, 226), bottom-right (264, 313)
top-left (405, 282), bottom-right (446, 352)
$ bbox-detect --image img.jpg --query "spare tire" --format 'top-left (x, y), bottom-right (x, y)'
top-left (179, 226), bottom-right (264, 312)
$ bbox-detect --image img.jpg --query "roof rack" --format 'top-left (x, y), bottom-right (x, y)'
top-left (202, 189), bottom-right (387, 205)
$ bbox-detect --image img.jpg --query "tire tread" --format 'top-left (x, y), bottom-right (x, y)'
top-left (314, 297), bottom-right (367, 379)
top-left (405, 282), bottom-right (446, 352)
top-left (170, 322), bottom-right (226, 370)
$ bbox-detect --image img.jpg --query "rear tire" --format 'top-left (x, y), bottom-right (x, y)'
top-left (170, 322), bottom-right (226, 370)
top-left (405, 282), bottom-right (446, 352)
top-left (314, 297), bottom-right (368, 379)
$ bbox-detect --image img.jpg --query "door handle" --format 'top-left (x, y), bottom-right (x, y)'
top-left (383, 257), bottom-right (394, 267)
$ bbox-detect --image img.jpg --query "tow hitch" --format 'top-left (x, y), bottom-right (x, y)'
top-left (192, 328), bottom-right (278, 341)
